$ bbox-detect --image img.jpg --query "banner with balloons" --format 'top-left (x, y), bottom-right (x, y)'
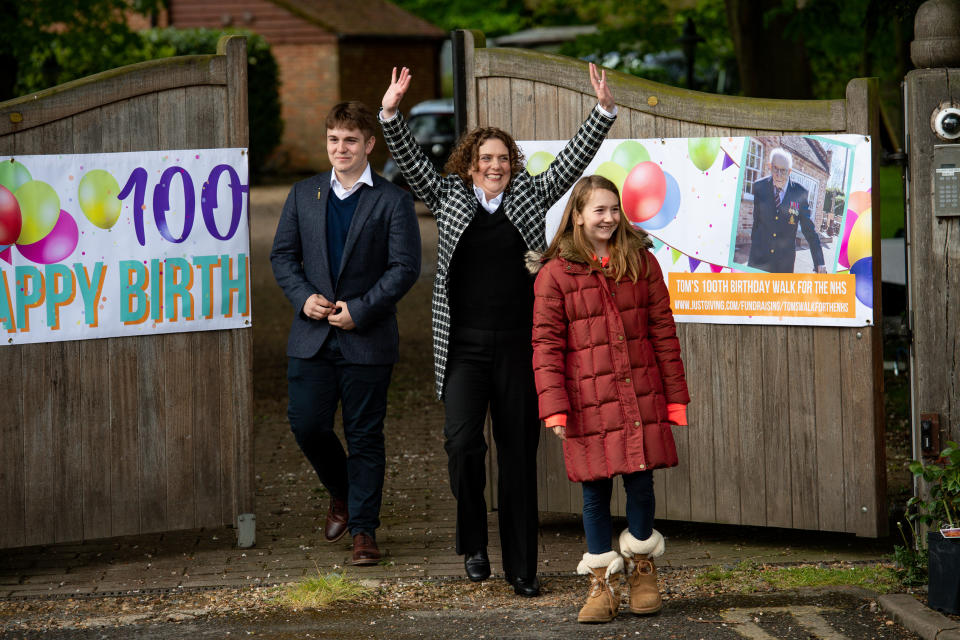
top-left (518, 134), bottom-right (873, 327)
top-left (0, 149), bottom-right (251, 345)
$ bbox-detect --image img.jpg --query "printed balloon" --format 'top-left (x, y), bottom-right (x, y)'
top-left (846, 207), bottom-right (872, 267)
top-left (16, 210), bottom-right (79, 264)
top-left (611, 141), bottom-right (650, 171)
top-left (688, 137), bottom-right (721, 171)
top-left (837, 210), bottom-right (858, 269)
top-left (15, 180), bottom-right (59, 245)
top-left (0, 184), bottom-right (21, 245)
top-left (0, 160), bottom-right (32, 193)
top-left (637, 171), bottom-right (680, 231)
top-left (850, 256), bottom-right (873, 307)
top-left (78, 169), bottom-right (122, 229)
top-left (847, 190), bottom-right (871, 215)
top-left (621, 161), bottom-right (666, 224)
top-left (526, 151), bottom-right (555, 177)
top-left (595, 161), bottom-right (628, 193)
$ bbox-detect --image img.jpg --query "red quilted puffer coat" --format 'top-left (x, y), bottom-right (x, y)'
top-left (531, 235), bottom-right (689, 482)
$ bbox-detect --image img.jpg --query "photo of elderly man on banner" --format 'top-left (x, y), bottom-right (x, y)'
top-left (518, 133), bottom-right (874, 328)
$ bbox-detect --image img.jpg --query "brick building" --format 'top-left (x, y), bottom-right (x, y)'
top-left (164, 0), bottom-right (445, 173)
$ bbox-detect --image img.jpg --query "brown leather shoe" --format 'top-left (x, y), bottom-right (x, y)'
top-left (351, 532), bottom-right (381, 566)
top-left (324, 497), bottom-right (348, 543)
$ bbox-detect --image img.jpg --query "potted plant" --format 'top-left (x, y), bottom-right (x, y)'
top-left (907, 440), bottom-right (960, 614)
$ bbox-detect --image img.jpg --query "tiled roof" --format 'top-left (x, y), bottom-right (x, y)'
top-left (270, 0), bottom-right (445, 37)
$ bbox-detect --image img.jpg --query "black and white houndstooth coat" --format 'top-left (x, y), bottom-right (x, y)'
top-left (380, 106), bottom-right (616, 399)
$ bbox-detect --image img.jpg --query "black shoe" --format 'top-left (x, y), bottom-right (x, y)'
top-left (464, 549), bottom-right (490, 582)
top-left (507, 575), bottom-right (541, 597)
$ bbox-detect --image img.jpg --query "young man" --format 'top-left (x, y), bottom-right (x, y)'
top-left (270, 101), bottom-right (421, 564)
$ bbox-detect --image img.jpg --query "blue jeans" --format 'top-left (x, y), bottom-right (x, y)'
top-left (581, 470), bottom-right (655, 554)
top-left (287, 335), bottom-right (393, 538)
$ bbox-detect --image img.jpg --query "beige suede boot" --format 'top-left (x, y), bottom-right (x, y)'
top-left (575, 551), bottom-right (623, 623)
top-left (619, 529), bottom-right (665, 615)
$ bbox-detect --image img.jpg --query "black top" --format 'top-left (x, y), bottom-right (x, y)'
top-left (448, 201), bottom-right (535, 330)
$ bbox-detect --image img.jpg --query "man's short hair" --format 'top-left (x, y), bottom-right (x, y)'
top-left (770, 147), bottom-right (793, 170)
top-left (325, 101), bottom-right (378, 140)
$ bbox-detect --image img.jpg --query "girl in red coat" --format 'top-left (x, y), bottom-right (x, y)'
top-left (530, 175), bottom-right (689, 623)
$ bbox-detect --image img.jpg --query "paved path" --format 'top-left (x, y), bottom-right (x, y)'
top-left (0, 185), bottom-right (896, 600)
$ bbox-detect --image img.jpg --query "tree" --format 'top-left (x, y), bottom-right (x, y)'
top-left (0, 0), bottom-right (161, 101)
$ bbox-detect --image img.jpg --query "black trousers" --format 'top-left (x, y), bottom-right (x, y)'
top-left (287, 336), bottom-right (393, 537)
top-left (443, 325), bottom-right (541, 580)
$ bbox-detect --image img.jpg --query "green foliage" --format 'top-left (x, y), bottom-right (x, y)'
top-left (392, 0), bottom-right (531, 36)
top-left (893, 520), bottom-right (928, 586)
top-left (879, 165), bottom-right (906, 239)
top-left (0, 0), bottom-right (164, 100)
top-left (908, 441), bottom-right (960, 530)
top-left (140, 28), bottom-right (284, 176)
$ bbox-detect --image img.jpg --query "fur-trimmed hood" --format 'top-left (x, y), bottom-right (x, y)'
top-left (525, 230), bottom-right (653, 275)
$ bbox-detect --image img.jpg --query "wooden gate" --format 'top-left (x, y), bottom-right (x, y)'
top-left (0, 36), bottom-right (254, 549)
top-left (458, 32), bottom-right (886, 537)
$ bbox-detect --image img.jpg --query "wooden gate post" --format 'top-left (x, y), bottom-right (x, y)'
top-left (905, 0), bottom-right (960, 455)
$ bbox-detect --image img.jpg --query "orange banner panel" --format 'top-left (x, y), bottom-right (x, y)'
top-left (668, 273), bottom-right (856, 319)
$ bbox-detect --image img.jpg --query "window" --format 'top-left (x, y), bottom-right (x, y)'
top-left (744, 139), bottom-right (763, 197)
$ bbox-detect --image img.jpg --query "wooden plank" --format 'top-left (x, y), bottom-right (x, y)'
top-left (710, 323), bottom-right (742, 524)
top-left (194, 333), bottom-right (222, 527)
top-left (533, 83), bottom-right (558, 141)
top-left (0, 55), bottom-right (225, 137)
top-left (476, 48), bottom-right (846, 132)
top-left (510, 79), bottom-right (536, 140)
top-left (844, 77), bottom-right (885, 536)
top-left (476, 78), bottom-right (489, 128)
top-left (21, 344), bottom-right (56, 545)
top-left (737, 325), bottom-right (767, 526)
top-left (137, 336), bottom-right (167, 533)
top-left (219, 36), bottom-right (250, 148)
top-left (557, 88), bottom-right (582, 140)
top-left (52, 339), bottom-right (84, 543)
top-left (0, 344), bottom-right (25, 548)
top-left (677, 120), bottom-right (715, 524)
top-left (229, 329), bottom-right (255, 516)
top-left (110, 337), bottom-right (141, 536)
top-left (840, 328), bottom-right (876, 535)
top-left (786, 326), bottom-right (819, 530)
top-left (71, 108), bottom-right (114, 541)
top-left (813, 328), bottom-right (845, 531)
top-left (161, 333), bottom-right (196, 531)
top-left (762, 325), bottom-right (792, 528)
top-left (485, 77), bottom-right (512, 132)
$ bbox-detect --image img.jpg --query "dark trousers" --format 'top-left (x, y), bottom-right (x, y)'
top-left (581, 470), bottom-right (655, 554)
top-left (443, 326), bottom-right (541, 580)
top-left (287, 337), bottom-right (393, 537)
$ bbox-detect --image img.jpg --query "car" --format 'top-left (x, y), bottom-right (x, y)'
top-left (382, 98), bottom-right (456, 192)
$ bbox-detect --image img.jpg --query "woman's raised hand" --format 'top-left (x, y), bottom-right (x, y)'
top-left (589, 62), bottom-right (615, 113)
top-left (381, 66), bottom-right (412, 120)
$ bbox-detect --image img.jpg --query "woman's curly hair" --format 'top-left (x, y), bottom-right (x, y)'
top-left (444, 127), bottom-right (526, 190)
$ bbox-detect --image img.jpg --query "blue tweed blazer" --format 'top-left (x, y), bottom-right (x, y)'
top-left (270, 170), bottom-right (421, 365)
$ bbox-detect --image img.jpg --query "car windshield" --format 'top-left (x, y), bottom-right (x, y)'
top-left (409, 114), bottom-right (454, 142)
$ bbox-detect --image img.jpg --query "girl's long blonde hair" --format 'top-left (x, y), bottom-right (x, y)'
top-left (542, 175), bottom-right (649, 282)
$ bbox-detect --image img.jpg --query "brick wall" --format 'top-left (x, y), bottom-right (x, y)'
top-left (338, 40), bottom-right (442, 172)
top-left (270, 43), bottom-right (340, 173)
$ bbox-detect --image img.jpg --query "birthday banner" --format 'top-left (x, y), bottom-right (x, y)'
top-left (0, 149), bottom-right (251, 345)
top-left (519, 134), bottom-right (873, 327)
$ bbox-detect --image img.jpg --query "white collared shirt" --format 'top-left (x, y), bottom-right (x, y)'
top-left (473, 184), bottom-right (505, 214)
top-left (330, 163), bottom-right (373, 200)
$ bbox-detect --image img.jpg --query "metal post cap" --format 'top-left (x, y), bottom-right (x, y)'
top-left (911, 0), bottom-right (960, 68)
